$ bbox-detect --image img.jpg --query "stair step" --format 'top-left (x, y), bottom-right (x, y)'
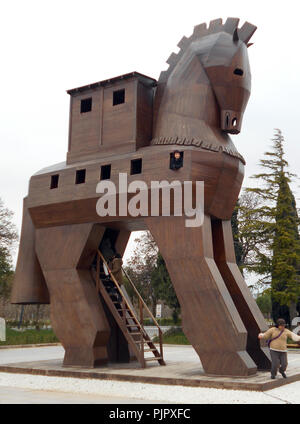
top-left (144, 348), bottom-right (157, 352)
top-left (126, 324), bottom-right (141, 327)
top-left (145, 357), bottom-right (162, 361)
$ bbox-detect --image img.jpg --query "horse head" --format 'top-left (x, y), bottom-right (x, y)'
top-left (154, 18), bottom-right (257, 139)
top-left (201, 21), bottom-right (256, 134)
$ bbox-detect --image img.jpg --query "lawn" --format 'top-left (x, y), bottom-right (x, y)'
top-left (153, 327), bottom-right (190, 345)
top-left (0, 327), bottom-right (59, 346)
top-left (153, 327), bottom-right (299, 347)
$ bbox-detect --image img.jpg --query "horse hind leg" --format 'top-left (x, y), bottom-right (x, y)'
top-left (145, 214), bottom-right (257, 377)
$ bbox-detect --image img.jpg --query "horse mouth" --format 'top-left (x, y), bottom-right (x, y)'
top-left (221, 111), bottom-right (241, 134)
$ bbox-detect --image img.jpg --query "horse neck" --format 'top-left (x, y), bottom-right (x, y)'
top-left (153, 56), bottom-right (220, 140)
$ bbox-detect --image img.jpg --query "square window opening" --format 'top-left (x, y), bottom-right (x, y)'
top-left (170, 151), bottom-right (184, 170)
top-left (113, 89), bottom-right (125, 106)
top-left (50, 174), bottom-right (59, 189)
top-left (100, 164), bottom-right (111, 180)
top-left (75, 169), bottom-right (86, 184)
top-left (131, 158), bottom-right (142, 175)
top-left (80, 97), bottom-right (92, 113)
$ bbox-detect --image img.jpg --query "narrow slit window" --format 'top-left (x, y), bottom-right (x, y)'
top-left (75, 169), bottom-right (86, 184)
top-left (113, 89), bottom-right (125, 106)
top-left (50, 174), bottom-right (59, 189)
top-left (100, 164), bottom-right (111, 180)
top-left (80, 97), bottom-right (92, 113)
top-left (130, 158), bottom-right (142, 175)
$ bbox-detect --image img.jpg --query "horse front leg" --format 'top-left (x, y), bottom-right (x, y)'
top-left (11, 197), bottom-right (49, 305)
top-left (211, 219), bottom-right (271, 370)
top-left (146, 214), bottom-right (257, 376)
top-left (35, 223), bottom-right (110, 367)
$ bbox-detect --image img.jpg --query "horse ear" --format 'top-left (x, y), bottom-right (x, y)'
top-left (233, 28), bottom-right (239, 43)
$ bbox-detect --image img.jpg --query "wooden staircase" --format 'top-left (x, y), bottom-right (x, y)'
top-left (91, 250), bottom-right (165, 368)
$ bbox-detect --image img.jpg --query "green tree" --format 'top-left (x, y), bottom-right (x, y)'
top-left (271, 175), bottom-right (300, 324)
top-left (0, 249), bottom-right (14, 299)
top-left (256, 290), bottom-right (272, 317)
top-left (151, 253), bottom-right (180, 323)
top-left (245, 129), bottom-right (300, 323)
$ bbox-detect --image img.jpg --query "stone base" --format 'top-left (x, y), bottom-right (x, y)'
top-left (1, 355), bottom-right (300, 392)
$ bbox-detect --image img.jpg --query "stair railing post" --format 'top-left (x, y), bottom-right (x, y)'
top-left (96, 252), bottom-right (100, 291)
top-left (159, 328), bottom-right (163, 359)
top-left (139, 297), bottom-right (144, 358)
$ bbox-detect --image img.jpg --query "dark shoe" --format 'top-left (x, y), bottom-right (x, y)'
top-left (280, 371), bottom-right (287, 378)
top-left (271, 375), bottom-right (276, 379)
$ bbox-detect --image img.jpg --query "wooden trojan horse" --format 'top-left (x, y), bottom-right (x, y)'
top-left (11, 18), bottom-right (271, 376)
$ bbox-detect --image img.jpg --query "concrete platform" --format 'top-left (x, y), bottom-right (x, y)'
top-left (1, 345), bottom-right (300, 392)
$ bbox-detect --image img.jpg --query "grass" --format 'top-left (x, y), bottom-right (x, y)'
top-left (1, 325), bottom-right (297, 348)
top-left (143, 318), bottom-right (181, 326)
top-left (153, 327), bottom-right (190, 345)
top-left (152, 328), bottom-right (299, 347)
top-left (0, 327), bottom-right (59, 346)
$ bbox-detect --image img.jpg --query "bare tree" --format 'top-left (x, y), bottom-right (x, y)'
top-left (125, 231), bottom-right (159, 315)
top-left (0, 197), bottom-right (18, 300)
top-left (0, 197), bottom-right (18, 251)
top-left (237, 190), bottom-right (273, 289)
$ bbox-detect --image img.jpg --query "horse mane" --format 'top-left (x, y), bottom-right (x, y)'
top-left (158, 18), bottom-right (257, 84)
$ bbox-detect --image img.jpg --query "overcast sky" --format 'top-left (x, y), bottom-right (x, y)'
top-left (1, 0), bottom-right (300, 268)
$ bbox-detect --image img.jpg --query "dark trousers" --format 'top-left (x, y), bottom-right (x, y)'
top-left (270, 349), bottom-right (288, 376)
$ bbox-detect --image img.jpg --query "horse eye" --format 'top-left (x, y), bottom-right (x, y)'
top-left (234, 68), bottom-right (244, 76)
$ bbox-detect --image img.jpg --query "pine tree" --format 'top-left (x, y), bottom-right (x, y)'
top-left (271, 175), bottom-right (300, 324)
top-left (245, 129), bottom-right (300, 323)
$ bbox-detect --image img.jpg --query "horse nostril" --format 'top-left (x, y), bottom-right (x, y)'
top-left (234, 68), bottom-right (244, 76)
top-left (232, 118), bottom-right (237, 127)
